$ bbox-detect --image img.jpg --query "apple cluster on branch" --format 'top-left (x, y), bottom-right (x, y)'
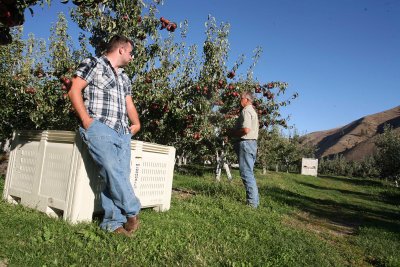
top-left (60, 76), bottom-right (72, 91)
top-left (160, 17), bottom-right (177, 32)
top-left (0, 0), bottom-right (25, 45)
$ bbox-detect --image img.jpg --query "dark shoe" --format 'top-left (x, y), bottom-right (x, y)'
top-left (124, 215), bottom-right (140, 233)
top-left (113, 226), bottom-right (132, 237)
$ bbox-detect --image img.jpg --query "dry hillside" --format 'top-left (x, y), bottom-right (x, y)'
top-left (301, 106), bottom-right (400, 161)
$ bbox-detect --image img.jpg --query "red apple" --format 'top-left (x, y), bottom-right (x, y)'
top-left (160, 21), bottom-right (167, 30)
top-left (163, 105), bottom-right (169, 113)
top-left (25, 87), bottom-right (36, 94)
top-left (227, 71), bottom-right (235, 79)
top-left (169, 23), bottom-right (177, 32)
top-left (266, 91), bottom-right (274, 100)
top-left (1, 11), bottom-right (11, 19)
top-left (193, 132), bottom-right (201, 140)
top-left (160, 17), bottom-right (170, 26)
top-left (145, 75), bottom-right (152, 83)
top-left (166, 22), bottom-right (177, 32)
top-left (34, 68), bottom-right (44, 78)
top-left (254, 85), bottom-right (262, 93)
top-left (150, 103), bottom-right (159, 110)
top-left (62, 77), bottom-right (71, 86)
top-left (186, 115), bottom-right (194, 122)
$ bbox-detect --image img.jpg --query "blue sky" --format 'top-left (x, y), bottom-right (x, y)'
top-left (22, 0), bottom-right (400, 135)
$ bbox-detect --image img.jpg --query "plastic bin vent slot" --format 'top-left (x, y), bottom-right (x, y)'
top-left (11, 146), bottom-right (38, 193)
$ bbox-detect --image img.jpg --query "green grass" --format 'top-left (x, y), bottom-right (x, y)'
top-left (0, 170), bottom-right (399, 266)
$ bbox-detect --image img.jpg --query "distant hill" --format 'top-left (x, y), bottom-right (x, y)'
top-left (301, 106), bottom-right (400, 161)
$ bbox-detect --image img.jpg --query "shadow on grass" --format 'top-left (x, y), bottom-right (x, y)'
top-left (379, 190), bottom-right (400, 206)
top-left (175, 164), bottom-right (215, 177)
top-left (297, 180), bottom-right (400, 207)
top-left (264, 185), bottom-right (400, 234)
top-left (296, 181), bottom-right (375, 199)
top-left (318, 175), bottom-right (385, 187)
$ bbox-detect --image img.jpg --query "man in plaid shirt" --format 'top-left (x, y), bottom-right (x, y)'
top-left (69, 35), bottom-right (141, 236)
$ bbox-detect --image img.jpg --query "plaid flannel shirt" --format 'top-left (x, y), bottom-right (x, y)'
top-left (76, 56), bottom-right (132, 134)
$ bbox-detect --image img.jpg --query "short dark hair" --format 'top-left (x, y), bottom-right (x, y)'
top-left (105, 35), bottom-right (134, 53)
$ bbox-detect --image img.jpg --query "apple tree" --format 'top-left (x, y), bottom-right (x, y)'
top-left (257, 126), bottom-right (285, 174)
top-left (0, 12), bottom-right (88, 149)
top-left (0, 28), bottom-right (40, 144)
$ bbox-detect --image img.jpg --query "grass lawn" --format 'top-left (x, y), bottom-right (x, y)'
top-left (0, 168), bottom-right (399, 266)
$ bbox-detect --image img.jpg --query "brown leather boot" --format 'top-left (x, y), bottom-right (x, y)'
top-left (113, 226), bottom-right (132, 237)
top-left (124, 215), bottom-right (140, 233)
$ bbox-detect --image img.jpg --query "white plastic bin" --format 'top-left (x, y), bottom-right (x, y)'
top-left (301, 158), bottom-right (318, 177)
top-left (3, 130), bottom-right (176, 223)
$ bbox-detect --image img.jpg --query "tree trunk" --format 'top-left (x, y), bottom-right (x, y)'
top-left (177, 151), bottom-right (186, 167)
top-left (262, 166), bottom-right (267, 175)
top-left (1, 138), bottom-right (11, 153)
top-left (215, 149), bottom-right (232, 181)
top-left (224, 162), bottom-right (232, 181)
top-left (215, 151), bottom-right (221, 181)
top-left (275, 164), bottom-right (279, 172)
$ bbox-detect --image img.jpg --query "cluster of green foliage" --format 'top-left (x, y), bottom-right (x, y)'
top-left (319, 125), bottom-right (400, 182)
top-left (1, 170), bottom-right (399, 266)
top-left (257, 127), bottom-right (315, 173)
top-left (319, 154), bottom-right (379, 178)
top-left (375, 125), bottom-right (400, 181)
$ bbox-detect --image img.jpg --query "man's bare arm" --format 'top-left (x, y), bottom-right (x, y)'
top-left (68, 76), bottom-right (93, 129)
top-left (126, 95), bottom-right (141, 135)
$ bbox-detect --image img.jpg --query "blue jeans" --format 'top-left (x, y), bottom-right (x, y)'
top-left (79, 120), bottom-right (141, 231)
top-left (234, 140), bottom-right (259, 208)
